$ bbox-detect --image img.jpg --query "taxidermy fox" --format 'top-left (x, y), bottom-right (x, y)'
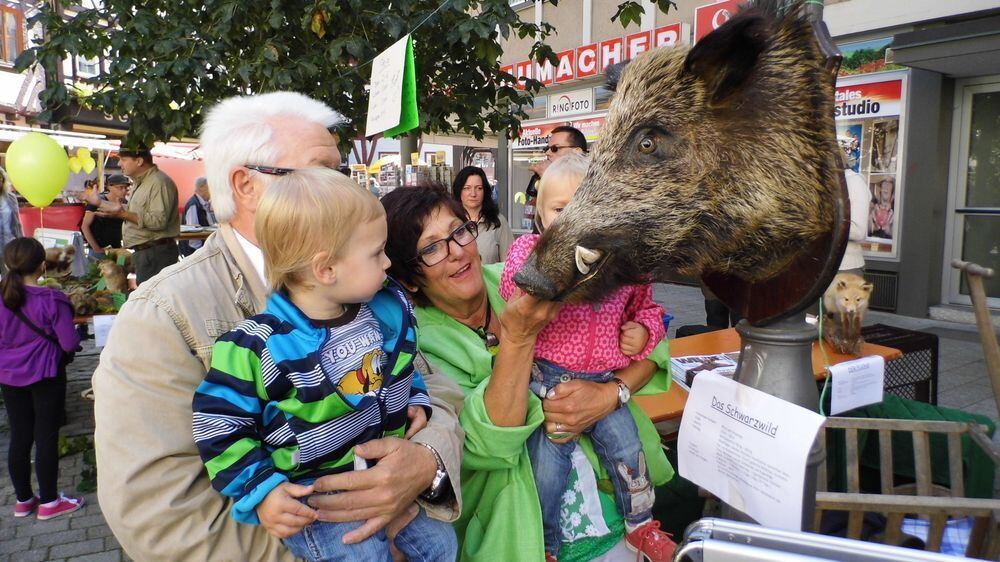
top-left (822, 272), bottom-right (873, 355)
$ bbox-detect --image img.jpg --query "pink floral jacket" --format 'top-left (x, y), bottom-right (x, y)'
top-left (500, 235), bottom-right (666, 373)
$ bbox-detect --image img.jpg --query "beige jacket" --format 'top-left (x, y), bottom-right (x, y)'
top-left (121, 165), bottom-right (180, 248)
top-left (93, 224), bottom-right (464, 562)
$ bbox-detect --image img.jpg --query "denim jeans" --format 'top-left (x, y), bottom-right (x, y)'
top-left (283, 505), bottom-right (457, 562)
top-left (528, 360), bottom-right (655, 555)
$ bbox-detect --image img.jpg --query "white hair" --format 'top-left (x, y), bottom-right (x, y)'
top-left (200, 92), bottom-right (345, 223)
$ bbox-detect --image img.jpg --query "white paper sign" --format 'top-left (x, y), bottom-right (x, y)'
top-left (829, 355), bottom-right (885, 415)
top-left (365, 36), bottom-right (409, 137)
top-left (93, 315), bottom-right (115, 348)
top-left (678, 372), bottom-right (826, 531)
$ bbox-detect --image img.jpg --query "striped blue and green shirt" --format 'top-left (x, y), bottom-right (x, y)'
top-left (192, 280), bottom-right (428, 524)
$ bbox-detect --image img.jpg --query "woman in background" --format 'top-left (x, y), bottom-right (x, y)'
top-left (452, 166), bottom-right (513, 264)
top-left (0, 170), bottom-right (22, 274)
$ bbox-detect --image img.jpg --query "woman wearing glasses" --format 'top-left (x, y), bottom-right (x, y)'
top-left (381, 185), bottom-right (671, 562)
top-left (451, 166), bottom-right (513, 264)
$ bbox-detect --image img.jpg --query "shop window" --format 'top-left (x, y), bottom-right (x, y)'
top-left (524, 96), bottom-right (546, 120)
top-left (595, 86), bottom-right (613, 111)
top-left (0, 3), bottom-right (23, 65)
top-left (76, 56), bottom-right (100, 78)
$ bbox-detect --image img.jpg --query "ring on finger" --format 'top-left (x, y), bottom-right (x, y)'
top-left (555, 423), bottom-right (564, 433)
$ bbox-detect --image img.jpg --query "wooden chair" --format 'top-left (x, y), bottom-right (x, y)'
top-left (815, 417), bottom-right (1000, 558)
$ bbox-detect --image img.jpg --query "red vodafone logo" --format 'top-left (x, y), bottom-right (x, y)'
top-left (694, 0), bottom-right (742, 43)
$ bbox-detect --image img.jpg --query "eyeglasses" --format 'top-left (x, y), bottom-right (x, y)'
top-left (245, 164), bottom-right (295, 176)
top-left (409, 221), bottom-right (479, 267)
top-left (544, 144), bottom-right (579, 154)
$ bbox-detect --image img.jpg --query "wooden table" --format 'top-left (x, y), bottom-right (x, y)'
top-left (634, 327), bottom-right (903, 423)
top-left (177, 229), bottom-right (215, 241)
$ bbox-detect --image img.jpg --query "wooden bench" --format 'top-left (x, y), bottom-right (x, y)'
top-left (815, 417), bottom-right (1000, 558)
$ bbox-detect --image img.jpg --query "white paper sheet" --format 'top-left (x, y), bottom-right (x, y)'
top-left (93, 315), bottom-right (115, 348)
top-left (678, 372), bottom-right (826, 531)
top-left (365, 35), bottom-right (409, 136)
top-left (829, 355), bottom-right (885, 415)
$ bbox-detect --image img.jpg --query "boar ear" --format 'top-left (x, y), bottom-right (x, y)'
top-left (605, 60), bottom-right (631, 92)
top-left (683, 12), bottom-right (769, 106)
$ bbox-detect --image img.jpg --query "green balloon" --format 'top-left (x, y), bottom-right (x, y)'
top-left (6, 132), bottom-right (71, 208)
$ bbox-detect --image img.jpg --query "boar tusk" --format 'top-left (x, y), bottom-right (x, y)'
top-left (574, 246), bottom-right (603, 276)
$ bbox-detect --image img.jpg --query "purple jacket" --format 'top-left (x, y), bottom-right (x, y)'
top-left (0, 285), bottom-right (80, 386)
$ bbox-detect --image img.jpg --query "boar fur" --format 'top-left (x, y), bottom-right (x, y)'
top-left (515, 0), bottom-right (842, 317)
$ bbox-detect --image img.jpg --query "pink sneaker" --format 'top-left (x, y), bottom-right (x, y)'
top-left (36, 494), bottom-right (84, 521)
top-left (14, 496), bottom-right (39, 517)
top-left (625, 521), bottom-right (677, 562)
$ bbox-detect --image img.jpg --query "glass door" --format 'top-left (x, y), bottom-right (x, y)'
top-left (945, 77), bottom-right (1000, 308)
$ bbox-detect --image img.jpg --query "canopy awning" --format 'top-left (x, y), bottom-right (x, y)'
top-left (887, 13), bottom-right (1000, 78)
top-left (0, 125), bottom-right (202, 161)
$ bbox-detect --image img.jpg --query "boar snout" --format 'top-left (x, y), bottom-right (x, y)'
top-left (514, 252), bottom-right (561, 301)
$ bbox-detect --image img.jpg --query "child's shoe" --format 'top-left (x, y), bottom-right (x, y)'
top-left (625, 521), bottom-right (677, 562)
top-left (545, 553), bottom-right (558, 562)
top-left (36, 494), bottom-right (84, 520)
top-left (13, 496), bottom-right (39, 517)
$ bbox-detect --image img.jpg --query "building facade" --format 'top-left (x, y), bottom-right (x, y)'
top-left (498, 0), bottom-right (1000, 317)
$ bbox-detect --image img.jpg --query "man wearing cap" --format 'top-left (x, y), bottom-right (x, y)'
top-left (100, 146), bottom-right (180, 283)
top-left (81, 174), bottom-right (130, 260)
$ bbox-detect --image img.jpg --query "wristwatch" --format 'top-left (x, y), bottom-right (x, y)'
top-left (417, 442), bottom-right (449, 502)
top-left (612, 377), bottom-right (631, 409)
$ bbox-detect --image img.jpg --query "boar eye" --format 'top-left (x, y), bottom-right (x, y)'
top-left (638, 136), bottom-right (656, 154)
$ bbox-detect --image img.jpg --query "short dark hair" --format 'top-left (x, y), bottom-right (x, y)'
top-left (382, 184), bottom-right (467, 306)
top-left (452, 166), bottom-right (500, 230)
top-left (551, 125), bottom-right (587, 152)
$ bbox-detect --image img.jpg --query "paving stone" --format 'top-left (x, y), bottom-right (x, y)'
top-left (69, 514), bottom-right (109, 531)
top-left (67, 551), bottom-right (121, 562)
top-left (0, 537), bottom-right (30, 555)
top-left (49, 538), bottom-right (105, 559)
top-left (85, 526), bottom-right (112, 540)
top-left (31, 529), bottom-right (86, 549)
top-left (16, 519), bottom-right (70, 538)
top-left (10, 547), bottom-right (48, 562)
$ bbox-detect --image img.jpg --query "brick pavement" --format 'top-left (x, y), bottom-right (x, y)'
top-left (0, 342), bottom-right (127, 562)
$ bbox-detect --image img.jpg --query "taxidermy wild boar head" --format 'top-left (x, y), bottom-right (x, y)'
top-left (515, 0), bottom-right (844, 323)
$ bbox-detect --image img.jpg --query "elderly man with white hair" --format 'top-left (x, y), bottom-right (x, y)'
top-left (93, 92), bottom-right (464, 561)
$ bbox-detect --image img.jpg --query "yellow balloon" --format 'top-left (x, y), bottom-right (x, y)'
top-left (69, 157), bottom-right (83, 174)
top-left (82, 157), bottom-right (96, 174)
top-left (6, 132), bottom-right (70, 208)
top-left (76, 147), bottom-right (90, 160)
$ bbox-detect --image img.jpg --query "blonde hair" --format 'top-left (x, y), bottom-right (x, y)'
top-left (255, 168), bottom-right (383, 291)
top-left (536, 152), bottom-right (589, 229)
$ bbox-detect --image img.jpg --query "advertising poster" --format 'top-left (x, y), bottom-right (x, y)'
top-left (835, 71), bottom-right (907, 258)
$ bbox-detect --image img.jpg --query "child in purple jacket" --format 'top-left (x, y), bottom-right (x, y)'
top-left (0, 237), bottom-right (84, 520)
